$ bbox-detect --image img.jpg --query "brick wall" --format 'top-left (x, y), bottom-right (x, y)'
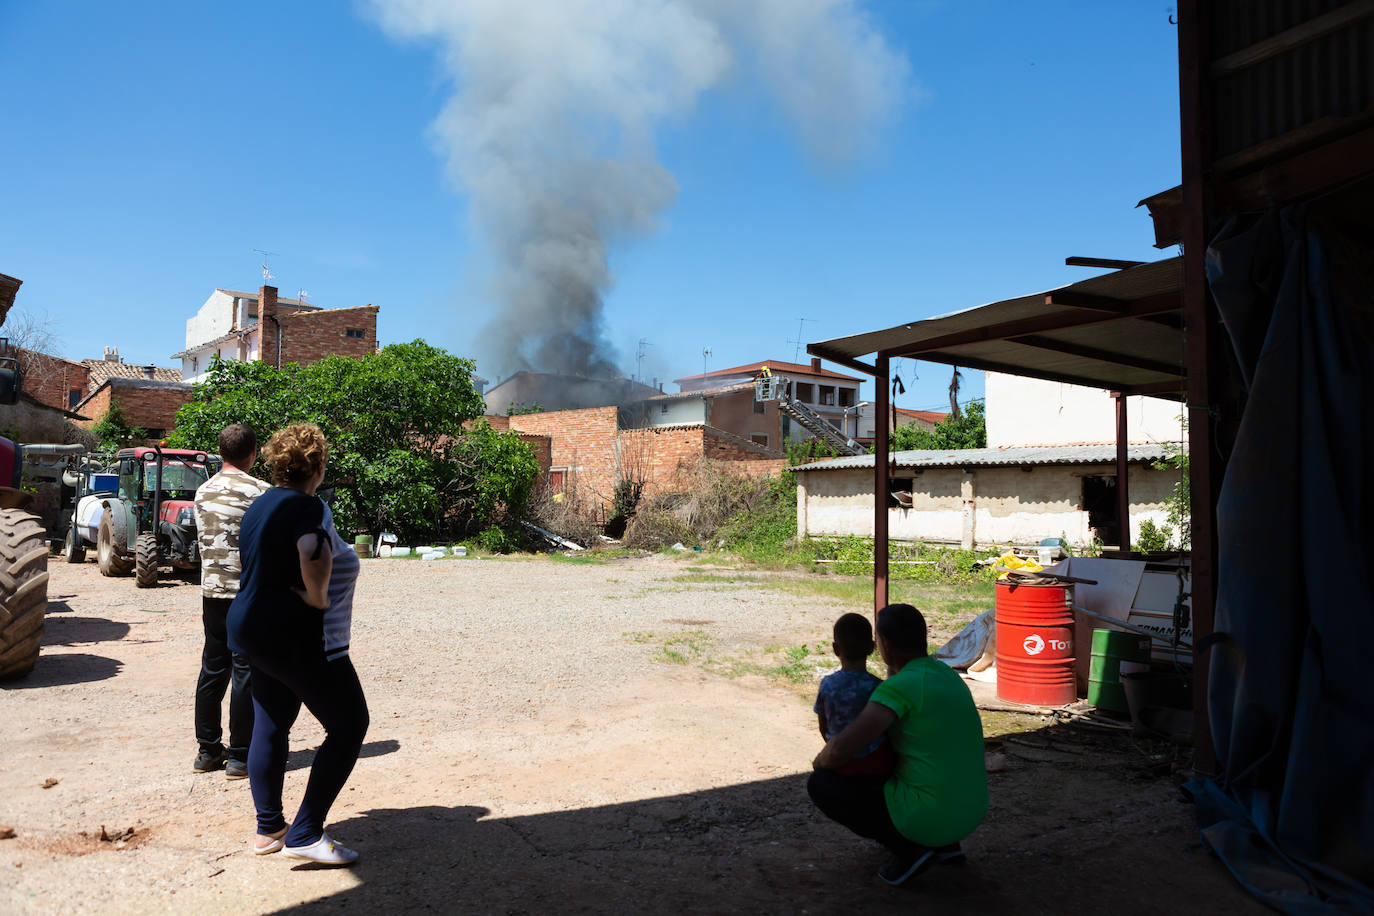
top-left (74, 381), bottom-right (194, 436)
top-left (255, 286), bottom-right (279, 369)
top-left (19, 349), bottom-right (89, 412)
top-left (508, 406), bottom-right (622, 503)
top-left (280, 306), bottom-right (379, 366)
top-left (508, 406), bottom-right (786, 511)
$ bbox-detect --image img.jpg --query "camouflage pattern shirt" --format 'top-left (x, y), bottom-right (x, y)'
top-left (195, 467), bottom-right (271, 598)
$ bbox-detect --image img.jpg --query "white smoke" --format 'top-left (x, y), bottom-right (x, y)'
top-left (368, 0), bottom-right (911, 378)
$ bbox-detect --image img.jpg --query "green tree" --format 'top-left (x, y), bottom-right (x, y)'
top-left (92, 403), bottom-right (147, 450)
top-left (168, 343), bottom-right (538, 542)
top-left (890, 399), bottom-right (987, 451)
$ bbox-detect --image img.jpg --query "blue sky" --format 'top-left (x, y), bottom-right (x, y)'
top-left (0, 2), bottom-right (1180, 412)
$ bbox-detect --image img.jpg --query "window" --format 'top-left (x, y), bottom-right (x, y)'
top-left (247, 313), bottom-right (258, 322)
top-left (191, 357), bottom-right (198, 374)
top-left (345, 328), bottom-right (365, 339)
top-left (889, 475), bottom-right (915, 509)
top-left (839, 388), bottom-right (855, 407)
top-left (753, 401), bottom-right (765, 414)
top-left (68, 389), bottom-right (82, 408)
top-left (819, 385), bottom-right (836, 406)
top-left (795, 382), bottom-right (814, 402)
top-left (751, 434), bottom-right (770, 447)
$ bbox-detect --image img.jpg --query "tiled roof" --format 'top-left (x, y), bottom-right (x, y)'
top-left (647, 381), bottom-right (756, 401)
top-left (675, 360), bottom-right (860, 384)
top-left (894, 407), bottom-right (949, 424)
top-left (82, 360), bottom-right (182, 385)
top-left (793, 443), bottom-right (1173, 472)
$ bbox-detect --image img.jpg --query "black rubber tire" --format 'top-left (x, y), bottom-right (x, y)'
top-left (97, 515), bottom-right (132, 577)
top-left (135, 532), bottom-right (159, 588)
top-left (64, 525), bottom-right (86, 564)
top-left (0, 508), bottom-right (50, 680)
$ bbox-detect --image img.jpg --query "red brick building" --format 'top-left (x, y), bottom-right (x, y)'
top-left (72, 376), bottom-right (195, 441)
top-left (504, 405), bottom-right (785, 511)
top-left (173, 285), bottom-right (379, 381)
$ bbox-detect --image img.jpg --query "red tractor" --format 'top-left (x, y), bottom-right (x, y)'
top-left (96, 445), bottom-right (213, 587)
top-left (0, 270), bottom-right (48, 679)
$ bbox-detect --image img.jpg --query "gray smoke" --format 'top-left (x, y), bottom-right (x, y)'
top-left (368, 0), bottom-right (911, 378)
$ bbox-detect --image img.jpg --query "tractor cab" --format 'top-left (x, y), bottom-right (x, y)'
top-left (107, 445), bottom-right (216, 585)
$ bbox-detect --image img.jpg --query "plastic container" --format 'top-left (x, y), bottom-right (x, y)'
top-left (354, 535), bottom-right (373, 558)
top-left (1087, 628), bottom-right (1152, 713)
top-left (390, 547), bottom-right (412, 558)
top-left (995, 581), bottom-right (1076, 706)
top-left (453, 545), bottom-right (467, 557)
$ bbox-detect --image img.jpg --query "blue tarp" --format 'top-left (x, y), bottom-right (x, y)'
top-left (1190, 206), bottom-right (1374, 913)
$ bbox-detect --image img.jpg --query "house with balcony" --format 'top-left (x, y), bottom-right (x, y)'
top-left (672, 359), bottom-right (864, 443)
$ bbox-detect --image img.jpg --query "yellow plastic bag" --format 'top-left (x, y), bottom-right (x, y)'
top-left (993, 552), bottom-right (1042, 580)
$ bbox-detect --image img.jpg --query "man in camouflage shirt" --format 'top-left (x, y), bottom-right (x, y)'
top-left (192, 424), bottom-right (270, 777)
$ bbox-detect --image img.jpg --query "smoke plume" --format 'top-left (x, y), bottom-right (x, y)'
top-left (369, 0), bottom-right (911, 378)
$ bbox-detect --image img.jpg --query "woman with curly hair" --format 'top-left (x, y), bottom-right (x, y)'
top-left (227, 423), bottom-right (367, 866)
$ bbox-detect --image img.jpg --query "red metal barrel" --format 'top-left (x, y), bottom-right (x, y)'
top-left (995, 581), bottom-right (1076, 706)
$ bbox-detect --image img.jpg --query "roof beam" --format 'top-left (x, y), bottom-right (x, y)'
top-left (1008, 335), bottom-right (1183, 377)
top-left (1044, 291), bottom-right (1130, 312)
top-left (804, 345), bottom-right (878, 377)
top-left (910, 350), bottom-right (1157, 397)
top-left (1064, 257), bottom-right (1147, 270)
top-left (877, 291), bottom-right (1181, 361)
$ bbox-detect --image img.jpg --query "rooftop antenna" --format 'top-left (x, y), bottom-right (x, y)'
top-left (788, 317), bottom-right (817, 363)
top-left (297, 289), bottom-right (310, 302)
top-left (635, 338), bottom-right (652, 383)
top-left (252, 249), bottom-right (280, 282)
top-left (702, 347), bottom-right (712, 373)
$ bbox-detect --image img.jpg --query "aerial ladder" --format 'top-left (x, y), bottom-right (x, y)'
top-left (754, 373), bottom-right (866, 456)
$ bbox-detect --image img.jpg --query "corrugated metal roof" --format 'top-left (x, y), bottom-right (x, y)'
top-left (809, 258), bottom-right (1185, 400)
top-left (793, 443), bottom-right (1172, 472)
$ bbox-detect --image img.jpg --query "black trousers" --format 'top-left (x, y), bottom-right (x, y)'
top-left (807, 768), bottom-right (918, 855)
top-left (247, 651), bottom-right (369, 847)
top-left (195, 596), bottom-right (254, 761)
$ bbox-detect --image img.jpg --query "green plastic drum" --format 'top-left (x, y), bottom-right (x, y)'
top-left (1088, 628), bottom-right (1152, 713)
top-left (354, 534), bottom-right (374, 558)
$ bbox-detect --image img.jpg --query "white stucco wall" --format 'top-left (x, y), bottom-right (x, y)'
top-left (180, 335), bottom-right (256, 384)
top-left (985, 372), bottom-right (1185, 448)
top-left (185, 290), bottom-right (238, 349)
top-left (796, 463), bottom-right (1174, 549)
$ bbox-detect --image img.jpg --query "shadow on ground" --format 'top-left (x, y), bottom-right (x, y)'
top-left (41, 616), bottom-right (132, 646)
top-left (286, 739), bottom-right (401, 773)
top-left (269, 722), bottom-right (1255, 915)
top-left (1, 653), bottom-right (123, 689)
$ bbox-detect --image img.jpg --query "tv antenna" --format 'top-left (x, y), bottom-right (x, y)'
top-left (788, 317), bottom-right (818, 363)
top-left (702, 347), bottom-right (712, 373)
top-left (635, 338), bottom-right (652, 383)
top-left (297, 289), bottom-right (310, 302)
top-left (252, 249), bottom-right (280, 282)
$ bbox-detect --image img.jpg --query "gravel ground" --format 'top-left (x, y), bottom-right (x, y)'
top-left (0, 553), bottom-right (1258, 914)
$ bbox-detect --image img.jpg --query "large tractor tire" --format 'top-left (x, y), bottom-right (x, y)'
top-left (97, 515), bottom-right (132, 577)
top-left (134, 533), bottom-right (159, 588)
top-left (0, 508), bottom-right (50, 680)
top-left (63, 525), bottom-right (86, 564)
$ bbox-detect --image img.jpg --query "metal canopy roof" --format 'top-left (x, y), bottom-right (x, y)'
top-left (808, 257), bottom-right (1186, 400)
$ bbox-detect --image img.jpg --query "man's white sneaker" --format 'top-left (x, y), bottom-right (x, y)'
top-left (282, 833), bottom-right (359, 867)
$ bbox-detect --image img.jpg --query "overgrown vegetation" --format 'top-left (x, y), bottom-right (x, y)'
top-left (1153, 432), bottom-right (1191, 549)
top-left (168, 342), bottom-right (538, 542)
top-left (92, 404), bottom-right (147, 450)
top-left (890, 399), bottom-right (986, 451)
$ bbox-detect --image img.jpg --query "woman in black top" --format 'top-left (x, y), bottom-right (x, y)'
top-left (227, 423), bottom-right (368, 867)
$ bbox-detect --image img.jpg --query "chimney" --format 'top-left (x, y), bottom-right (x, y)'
top-left (142, 365), bottom-right (156, 379)
top-left (811, 357), bottom-right (821, 372)
top-left (103, 347), bottom-right (111, 361)
top-left (257, 286), bottom-right (280, 368)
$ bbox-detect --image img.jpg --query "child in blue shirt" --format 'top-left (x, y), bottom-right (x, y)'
top-left (814, 613), bottom-right (894, 776)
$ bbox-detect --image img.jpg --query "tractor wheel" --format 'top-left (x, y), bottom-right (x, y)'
top-left (0, 507), bottom-right (50, 680)
top-left (97, 515), bottom-right (132, 577)
top-left (135, 533), bottom-right (159, 588)
top-left (63, 525), bottom-right (86, 564)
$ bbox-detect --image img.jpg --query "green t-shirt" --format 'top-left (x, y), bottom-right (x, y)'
top-left (870, 656), bottom-right (989, 847)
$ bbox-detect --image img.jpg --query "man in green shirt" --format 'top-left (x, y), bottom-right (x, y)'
top-left (810, 603), bottom-right (989, 886)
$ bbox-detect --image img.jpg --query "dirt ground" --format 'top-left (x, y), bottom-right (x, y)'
top-left (1, 553), bottom-right (1259, 914)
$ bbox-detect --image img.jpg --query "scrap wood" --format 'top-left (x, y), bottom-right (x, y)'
top-left (520, 519), bottom-right (584, 551)
top-left (0, 826), bottom-right (15, 840)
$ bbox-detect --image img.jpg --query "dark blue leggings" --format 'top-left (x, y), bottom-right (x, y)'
top-left (246, 651), bottom-right (368, 846)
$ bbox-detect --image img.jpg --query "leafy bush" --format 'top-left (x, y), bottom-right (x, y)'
top-left (477, 525), bottom-right (519, 554)
top-left (92, 404), bottom-right (147, 450)
top-left (1135, 518), bottom-right (1173, 553)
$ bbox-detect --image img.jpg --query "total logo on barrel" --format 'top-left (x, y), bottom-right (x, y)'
top-left (995, 580), bottom-right (1078, 706)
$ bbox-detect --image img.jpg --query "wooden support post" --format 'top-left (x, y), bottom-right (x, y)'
top-left (874, 356), bottom-right (890, 616)
top-left (1179, 0), bottom-right (1217, 774)
top-left (1115, 393), bottom-right (1131, 551)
